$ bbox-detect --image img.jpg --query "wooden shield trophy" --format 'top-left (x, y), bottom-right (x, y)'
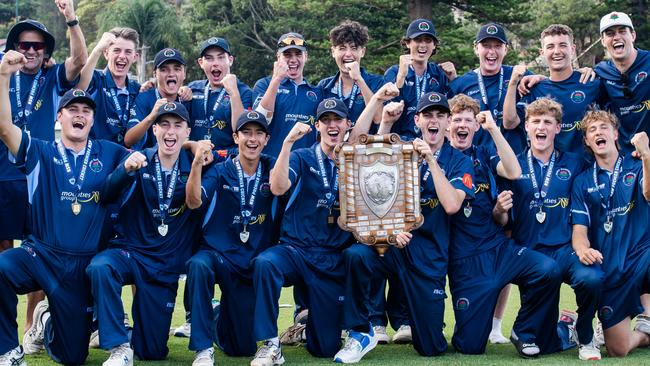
top-left (335, 134), bottom-right (424, 255)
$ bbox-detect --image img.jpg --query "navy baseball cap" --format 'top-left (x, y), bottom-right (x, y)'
top-left (154, 101), bottom-right (189, 123)
top-left (277, 32), bottom-right (307, 53)
top-left (417, 92), bottom-right (449, 113)
top-left (316, 98), bottom-right (349, 120)
top-left (236, 110), bottom-right (269, 134)
top-left (199, 37), bottom-right (232, 56)
top-left (476, 23), bottom-right (508, 44)
top-left (58, 89), bottom-right (96, 112)
top-left (406, 19), bottom-right (438, 41)
top-left (5, 19), bottom-right (55, 58)
top-left (154, 48), bottom-right (186, 69)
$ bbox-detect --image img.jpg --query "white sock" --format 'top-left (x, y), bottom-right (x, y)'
top-left (492, 317), bottom-right (502, 332)
top-left (266, 337), bottom-right (280, 347)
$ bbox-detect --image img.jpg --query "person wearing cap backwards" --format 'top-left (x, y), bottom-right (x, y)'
top-left (249, 97), bottom-right (356, 366)
top-left (317, 21), bottom-right (385, 126)
top-left (253, 32), bottom-right (322, 157)
top-left (595, 12), bottom-right (650, 154)
top-left (384, 18), bottom-right (456, 139)
top-left (187, 37), bottom-right (253, 152)
top-left (85, 100), bottom-right (204, 366)
top-left (0, 51), bottom-right (132, 366)
top-left (76, 27), bottom-right (141, 145)
top-left (333, 88), bottom-right (474, 362)
top-left (570, 111), bottom-right (650, 358)
top-left (124, 47), bottom-right (188, 149)
top-left (499, 98), bottom-right (603, 359)
top-left (442, 94), bottom-right (567, 357)
top-left (184, 110), bottom-right (280, 366)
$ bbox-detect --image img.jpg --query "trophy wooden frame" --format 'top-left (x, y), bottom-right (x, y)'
top-left (335, 133), bottom-right (423, 255)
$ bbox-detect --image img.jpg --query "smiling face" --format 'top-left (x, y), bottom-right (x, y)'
top-left (601, 25), bottom-right (636, 64)
top-left (198, 47), bottom-right (233, 87)
top-left (233, 123), bottom-right (269, 162)
top-left (153, 114), bottom-right (190, 159)
top-left (449, 110), bottom-right (479, 151)
top-left (474, 39), bottom-right (507, 76)
top-left (16, 30), bottom-right (46, 74)
top-left (104, 37), bottom-right (138, 80)
top-left (154, 61), bottom-right (186, 97)
top-left (331, 42), bottom-right (365, 74)
top-left (278, 49), bottom-right (307, 80)
top-left (316, 112), bottom-right (351, 150)
top-left (581, 112), bottom-right (620, 158)
top-left (58, 102), bottom-right (95, 144)
top-left (541, 33), bottom-right (575, 74)
top-left (525, 113), bottom-right (560, 155)
top-left (405, 34), bottom-right (436, 63)
top-left (415, 107), bottom-right (450, 149)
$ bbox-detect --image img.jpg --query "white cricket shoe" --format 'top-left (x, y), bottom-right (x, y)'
top-left (593, 319), bottom-right (605, 347)
top-left (250, 341), bottom-right (285, 366)
top-left (0, 346), bottom-right (26, 366)
top-left (391, 325), bottom-right (412, 344)
top-left (103, 343), bottom-right (133, 366)
top-left (373, 325), bottom-right (390, 344)
top-left (578, 341), bottom-right (601, 361)
top-left (192, 347), bottom-right (214, 366)
top-left (89, 330), bottom-right (100, 349)
top-left (23, 300), bottom-right (49, 354)
top-left (173, 322), bottom-right (191, 338)
top-left (334, 328), bottom-right (378, 363)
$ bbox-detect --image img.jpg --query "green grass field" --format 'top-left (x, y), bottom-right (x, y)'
top-left (17, 281), bottom-right (650, 365)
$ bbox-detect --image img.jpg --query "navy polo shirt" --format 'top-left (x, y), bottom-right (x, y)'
top-left (506, 149), bottom-right (586, 249)
top-left (317, 68), bottom-right (385, 124)
top-left (107, 148), bottom-right (200, 277)
top-left (86, 69), bottom-right (141, 145)
top-left (449, 145), bottom-right (504, 260)
top-left (10, 131), bottom-right (129, 255)
top-left (384, 63), bottom-right (450, 139)
top-left (596, 49), bottom-right (650, 154)
top-left (450, 65), bottom-right (531, 154)
top-left (2, 64), bottom-right (75, 182)
top-left (187, 79), bottom-right (253, 151)
top-left (252, 77), bottom-right (322, 157)
top-left (517, 71), bottom-right (603, 159)
top-left (571, 154), bottom-right (650, 287)
top-left (199, 155), bottom-right (279, 278)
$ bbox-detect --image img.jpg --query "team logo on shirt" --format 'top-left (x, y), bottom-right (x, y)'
top-left (260, 182), bottom-right (271, 197)
top-left (570, 90), bottom-right (586, 103)
top-left (462, 173), bottom-right (473, 189)
top-left (623, 172), bottom-right (636, 186)
top-left (599, 306), bottom-right (613, 320)
top-left (163, 48), bottom-right (176, 57)
top-left (89, 159), bottom-right (103, 173)
top-left (636, 71), bottom-right (648, 84)
top-left (556, 168), bottom-right (571, 180)
top-left (306, 91), bottom-right (318, 102)
top-left (428, 93), bottom-right (442, 103)
top-left (456, 298), bottom-right (469, 311)
top-left (418, 21), bottom-right (430, 31)
top-left (486, 25), bottom-right (498, 35)
top-left (324, 99), bottom-right (337, 109)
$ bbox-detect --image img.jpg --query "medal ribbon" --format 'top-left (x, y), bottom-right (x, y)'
top-left (592, 156), bottom-right (622, 218)
top-left (336, 77), bottom-right (359, 110)
top-left (527, 149), bottom-right (555, 208)
top-left (14, 69), bottom-right (43, 130)
top-left (475, 67), bottom-right (503, 118)
top-left (154, 154), bottom-right (180, 225)
top-left (421, 148), bottom-right (442, 183)
top-left (316, 145), bottom-right (339, 208)
top-left (56, 139), bottom-right (93, 197)
top-left (235, 159), bottom-right (262, 227)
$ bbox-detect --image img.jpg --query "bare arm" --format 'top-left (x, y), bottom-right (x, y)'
top-left (502, 64), bottom-right (526, 130)
top-left (492, 190), bottom-right (512, 226)
top-left (256, 60), bottom-right (288, 122)
top-left (348, 83), bottom-right (399, 141)
top-left (77, 32), bottom-right (116, 91)
top-left (0, 51), bottom-right (26, 156)
top-left (222, 74), bottom-right (244, 132)
top-left (414, 138), bottom-right (465, 214)
top-left (477, 111), bottom-right (521, 179)
top-left (185, 142), bottom-right (212, 209)
top-left (56, 0), bottom-right (87, 82)
top-left (631, 132), bottom-right (650, 201)
top-left (124, 98), bottom-right (167, 148)
top-left (572, 224), bottom-right (603, 265)
top-left (270, 123), bottom-right (312, 196)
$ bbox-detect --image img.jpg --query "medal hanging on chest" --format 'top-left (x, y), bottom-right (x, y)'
top-left (154, 154), bottom-right (179, 237)
top-left (236, 160), bottom-right (262, 244)
top-left (527, 150), bottom-right (555, 225)
top-left (57, 140), bottom-right (93, 216)
top-left (158, 223), bottom-right (169, 236)
top-left (203, 85), bottom-right (227, 141)
top-left (240, 226), bottom-right (250, 243)
top-left (71, 199), bottom-right (81, 215)
top-left (536, 207), bottom-right (546, 223)
top-left (316, 146), bottom-right (338, 226)
top-left (603, 216), bottom-right (613, 233)
top-left (592, 157), bottom-right (622, 235)
top-left (463, 203), bottom-right (472, 218)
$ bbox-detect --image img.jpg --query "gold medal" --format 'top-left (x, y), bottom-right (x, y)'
top-left (71, 199), bottom-right (81, 215)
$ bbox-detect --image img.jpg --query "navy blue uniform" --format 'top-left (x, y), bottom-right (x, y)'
top-left (187, 79), bottom-right (253, 151)
top-left (448, 145), bottom-right (562, 354)
top-left (86, 69), bottom-right (140, 145)
top-left (317, 69), bottom-right (385, 124)
top-left (127, 89), bottom-right (190, 149)
top-left (384, 63), bottom-right (450, 139)
top-left (517, 72), bottom-right (603, 160)
top-left (571, 155), bottom-right (650, 329)
top-left (595, 49), bottom-right (650, 153)
top-left (450, 66), bottom-right (531, 154)
top-left (1, 64), bottom-right (75, 240)
top-left (0, 132), bottom-right (128, 365)
top-left (507, 149), bottom-right (602, 347)
top-left (253, 144), bottom-right (351, 357)
top-left (86, 148), bottom-right (200, 360)
top-left (342, 143), bottom-right (474, 356)
top-left (187, 155), bottom-right (280, 356)
top-left (252, 77), bottom-right (321, 157)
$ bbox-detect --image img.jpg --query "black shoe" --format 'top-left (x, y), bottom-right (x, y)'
top-left (510, 332), bottom-right (540, 359)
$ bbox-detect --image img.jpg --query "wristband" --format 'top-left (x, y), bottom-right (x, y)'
top-left (66, 19), bottom-right (79, 27)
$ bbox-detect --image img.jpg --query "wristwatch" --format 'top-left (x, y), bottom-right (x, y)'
top-left (66, 19), bottom-right (79, 27)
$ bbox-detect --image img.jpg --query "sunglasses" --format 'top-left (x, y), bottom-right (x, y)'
top-left (16, 41), bottom-right (46, 52)
top-left (620, 73), bottom-right (633, 99)
top-left (278, 36), bottom-right (305, 48)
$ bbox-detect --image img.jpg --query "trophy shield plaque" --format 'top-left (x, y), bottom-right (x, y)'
top-left (335, 134), bottom-right (424, 255)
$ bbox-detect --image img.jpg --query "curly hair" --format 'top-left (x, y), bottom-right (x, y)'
top-left (329, 20), bottom-right (369, 47)
top-left (449, 94), bottom-right (480, 116)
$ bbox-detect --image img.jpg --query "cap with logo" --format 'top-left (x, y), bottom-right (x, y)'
top-left (236, 110), bottom-right (269, 134)
top-left (58, 89), bottom-right (96, 112)
top-left (600, 12), bottom-right (634, 33)
top-left (153, 48), bottom-right (186, 69)
top-left (154, 101), bottom-right (189, 123)
top-left (277, 32), bottom-right (307, 53)
top-left (406, 19), bottom-right (438, 41)
top-left (4, 19), bottom-right (56, 58)
top-left (475, 23), bottom-right (508, 44)
top-left (416, 92), bottom-right (449, 113)
top-left (199, 37), bottom-right (232, 56)
top-left (316, 98), bottom-right (349, 120)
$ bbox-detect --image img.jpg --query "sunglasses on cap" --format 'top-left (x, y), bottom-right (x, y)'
top-left (16, 41), bottom-right (47, 52)
top-left (278, 36), bottom-right (305, 48)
